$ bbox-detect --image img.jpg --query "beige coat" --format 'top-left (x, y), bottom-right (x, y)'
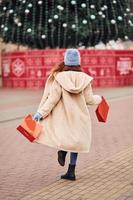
top-left (34, 71), bottom-right (101, 153)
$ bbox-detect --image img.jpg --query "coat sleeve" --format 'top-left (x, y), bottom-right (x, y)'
top-left (37, 74), bottom-right (55, 111)
top-left (37, 79), bottom-right (49, 111)
top-left (37, 80), bottom-right (62, 118)
top-left (83, 83), bottom-right (102, 105)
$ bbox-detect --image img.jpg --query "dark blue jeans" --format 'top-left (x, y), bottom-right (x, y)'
top-left (70, 152), bottom-right (78, 165)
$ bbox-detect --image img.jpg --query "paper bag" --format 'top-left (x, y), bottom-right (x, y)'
top-left (16, 114), bottom-right (43, 142)
top-left (95, 96), bottom-right (109, 123)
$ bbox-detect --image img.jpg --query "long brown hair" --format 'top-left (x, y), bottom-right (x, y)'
top-left (51, 62), bottom-right (83, 74)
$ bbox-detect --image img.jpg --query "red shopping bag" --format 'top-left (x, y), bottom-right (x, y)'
top-left (95, 96), bottom-right (109, 123)
top-left (16, 114), bottom-right (43, 142)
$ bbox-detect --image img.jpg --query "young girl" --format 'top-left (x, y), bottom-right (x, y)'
top-left (33, 49), bottom-right (102, 181)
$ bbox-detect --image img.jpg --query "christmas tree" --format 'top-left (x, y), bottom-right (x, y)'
top-left (0, 0), bottom-right (133, 49)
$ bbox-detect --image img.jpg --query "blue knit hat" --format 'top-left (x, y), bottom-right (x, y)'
top-left (64, 48), bottom-right (81, 66)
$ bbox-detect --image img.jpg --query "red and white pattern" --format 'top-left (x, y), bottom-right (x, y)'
top-left (1, 49), bottom-right (133, 88)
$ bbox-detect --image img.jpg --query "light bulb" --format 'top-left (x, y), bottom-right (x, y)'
top-left (54, 15), bottom-right (58, 19)
top-left (90, 15), bottom-right (96, 20)
top-left (104, 5), bottom-right (108, 9)
top-left (48, 19), bottom-right (52, 23)
top-left (4, 27), bottom-right (8, 31)
top-left (62, 23), bottom-right (67, 27)
top-left (3, 6), bottom-right (7, 11)
top-left (98, 11), bottom-right (103, 15)
top-left (126, 8), bottom-right (130, 12)
top-left (9, 9), bottom-right (14, 14)
top-left (72, 24), bottom-right (76, 28)
top-left (90, 5), bottom-right (95, 9)
top-left (1, 24), bottom-right (4, 28)
top-left (71, 0), bottom-right (76, 5)
top-left (38, 1), bottom-right (43, 5)
top-left (81, 3), bottom-right (86, 8)
top-left (18, 22), bottom-right (22, 27)
top-left (27, 28), bottom-right (32, 32)
top-left (41, 35), bottom-right (46, 39)
top-left (28, 3), bottom-right (32, 8)
top-left (118, 16), bottom-right (123, 21)
top-left (82, 19), bottom-right (87, 24)
top-left (57, 5), bottom-right (64, 11)
top-left (125, 36), bottom-right (128, 40)
top-left (25, 9), bottom-right (30, 14)
top-left (111, 19), bottom-right (116, 24)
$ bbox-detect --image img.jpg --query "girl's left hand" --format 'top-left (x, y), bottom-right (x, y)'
top-left (33, 112), bottom-right (43, 121)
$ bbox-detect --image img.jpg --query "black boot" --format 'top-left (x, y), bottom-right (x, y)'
top-left (61, 164), bottom-right (76, 181)
top-left (58, 150), bottom-right (67, 166)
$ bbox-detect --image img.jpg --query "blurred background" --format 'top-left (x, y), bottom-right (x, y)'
top-left (0, 0), bottom-right (133, 89)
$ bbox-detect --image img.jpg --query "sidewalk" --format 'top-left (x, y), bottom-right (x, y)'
top-left (0, 86), bottom-right (133, 200)
top-left (21, 146), bottom-right (133, 200)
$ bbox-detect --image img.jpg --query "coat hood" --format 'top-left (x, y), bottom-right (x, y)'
top-left (54, 71), bottom-right (93, 94)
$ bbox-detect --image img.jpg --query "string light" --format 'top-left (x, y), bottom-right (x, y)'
top-left (3, 6), bottom-right (7, 11)
top-left (62, 23), bottom-right (67, 27)
top-left (98, 11), bottom-right (103, 15)
top-left (90, 5), bottom-right (95, 9)
top-left (1, 24), bottom-right (4, 28)
top-left (27, 28), bottom-right (32, 33)
top-left (14, 17), bottom-right (20, 24)
top-left (28, 3), bottom-right (32, 8)
top-left (125, 35), bottom-right (128, 40)
top-left (63, 0), bottom-right (69, 48)
top-left (0, 0), bottom-right (133, 48)
top-left (81, 3), bottom-right (86, 8)
top-left (57, 5), bottom-right (64, 11)
top-left (71, 1), bottom-right (76, 5)
top-left (51, 0), bottom-right (55, 47)
top-left (82, 19), bottom-right (87, 24)
top-left (48, 19), bottom-right (52, 23)
top-left (41, 34), bottom-right (46, 39)
top-left (102, 14), bottom-right (106, 18)
top-left (44, 0), bottom-right (48, 47)
top-left (90, 15), bottom-right (96, 20)
top-left (38, 1), bottom-right (43, 5)
top-left (54, 15), bottom-right (58, 19)
top-left (126, 8), bottom-right (130, 12)
top-left (72, 24), bottom-right (76, 29)
top-left (111, 19), bottom-right (116, 24)
top-left (9, 9), bottom-right (14, 14)
top-left (18, 22), bottom-right (22, 27)
top-left (38, 0), bottom-right (44, 48)
top-left (103, 5), bottom-right (108, 10)
top-left (118, 16), bottom-right (123, 21)
top-left (4, 27), bottom-right (8, 31)
top-left (25, 9), bottom-right (30, 14)
top-left (113, 1), bottom-right (117, 4)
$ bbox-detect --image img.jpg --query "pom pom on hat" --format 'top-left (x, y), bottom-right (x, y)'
top-left (64, 48), bottom-right (81, 66)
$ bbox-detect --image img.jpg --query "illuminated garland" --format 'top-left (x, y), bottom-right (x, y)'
top-left (102, 0), bottom-right (111, 43)
top-left (63, 0), bottom-right (69, 48)
top-left (16, 1), bottom-right (23, 44)
top-left (51, 0), bottom-right (55, 48)
top-left (44, 0), bottom-right (48, 47)
top-left (74, 1), bottom-right (78, 47)
top-left (0, 0), bottom-right (133, 48)
top-left (38, 0), bottom-right (43, 48)
top-left (86, 0), bottom-right (92, 46)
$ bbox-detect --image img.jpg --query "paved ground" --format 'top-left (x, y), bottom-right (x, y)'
top-left (0, 86), bottom-right (133, 200)
top-left (21, 146), bottom-right (133, 200)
